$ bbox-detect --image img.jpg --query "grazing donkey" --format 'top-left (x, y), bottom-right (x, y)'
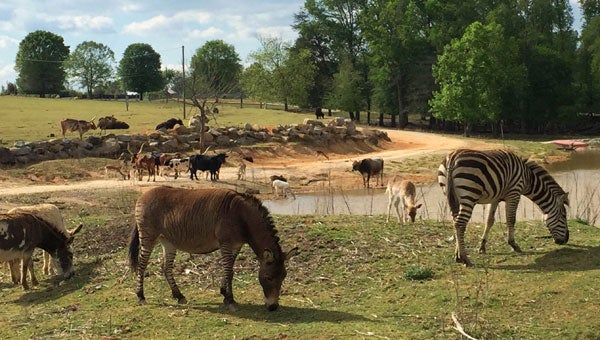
top-left (7, 204), bottom-right (82, 286)
top-left (0, 212), bottom-right (75, 290)
top-left (128, 187), bottom-right (298, 311)
top-left (386, 177), bottom-right (422, 223)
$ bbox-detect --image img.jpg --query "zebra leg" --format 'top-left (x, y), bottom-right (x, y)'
top-left (479, 202), bottom-right (499, 254)
top-left (454, 205), bottom-right (474, 267)
top-left (161, 241), bottom-right (186, 304)
top-left (505, 195), bottom-right (522, 252)
top-left (219, 246), bottom-right (241, 312)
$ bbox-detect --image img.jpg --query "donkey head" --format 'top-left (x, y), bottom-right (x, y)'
top-left (258, 247), bottom-right (298, 311)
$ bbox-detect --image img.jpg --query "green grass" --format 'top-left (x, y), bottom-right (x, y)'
top-left (0, 96), bottom-right (321, 146)
top-left (1, 188), bottom-right (600, 339)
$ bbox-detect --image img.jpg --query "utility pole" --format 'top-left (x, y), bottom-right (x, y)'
top-left (182, 45), bottom-right (186, 119)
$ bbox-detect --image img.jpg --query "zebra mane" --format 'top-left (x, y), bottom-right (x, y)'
top-left (524, 159), bottom-right (566, 195)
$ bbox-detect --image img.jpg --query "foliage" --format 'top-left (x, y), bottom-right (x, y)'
top-left (403, 265), bottom-right (434, 281)
top-left (244, 37), bottom-right (316, 111)
top-left (189, 39), bottom-right (242, 100)
top-left (430, 21), bottom-right (526, 135)
top-left (118, 43), bottom-right (163, 100)
top-left (15, 30), bottom-right (70, 97)
top-left (326, 58), bottom-right (363, 114)
top-left (67, 41), bottom-right (116, 99)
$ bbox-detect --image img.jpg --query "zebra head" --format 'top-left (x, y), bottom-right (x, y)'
top-left (543, 192), bottom-right (569, 245)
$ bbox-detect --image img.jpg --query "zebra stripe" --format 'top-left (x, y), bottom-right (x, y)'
top-left (438, 149), bottom-right (569, 266)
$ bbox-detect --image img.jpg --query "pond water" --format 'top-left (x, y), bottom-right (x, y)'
top-left (262, 149), bottom-right (600, 224)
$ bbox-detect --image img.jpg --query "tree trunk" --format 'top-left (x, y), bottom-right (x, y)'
top-left (396, 76), bottom-right (408, 129)
top-left (349, 111), bottom-right (356, 121)
top-left (378, 112), bottom-right (384, 126)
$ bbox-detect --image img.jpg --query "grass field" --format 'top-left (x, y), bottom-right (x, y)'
top-left (0, 186), bottom-right (599, 339)
top-left (0, 96), bottom-right (322, 146)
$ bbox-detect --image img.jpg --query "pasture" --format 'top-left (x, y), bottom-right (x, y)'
top-left (0, 186), bottom-right (599, 338)
top-left (0, 96), bottom-right (320, 145)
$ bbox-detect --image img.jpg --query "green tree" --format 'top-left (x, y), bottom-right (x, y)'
top-left (189, 40), bottom-right (242, 99)
top-left (118, 43), bottom-right (163, 100)
top-left (326, 58), bottom-right (362, 115)
top-left (67, 41), bottom-right (115, 99)
top-left (244, 37), bottom-right (316, 111)
top-left (430, 21), bottom-right (526, 136)
top-left (576, 1), bottom-right (600, 112)
top-left (15, 30), bottom-right (70, 97)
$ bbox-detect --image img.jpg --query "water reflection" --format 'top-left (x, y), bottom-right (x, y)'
top-left (263, 150), bottom-right (600, 224)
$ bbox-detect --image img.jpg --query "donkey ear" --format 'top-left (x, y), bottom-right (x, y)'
top-left (263, 249), bottom-right (275, 264)
top-left (416, 204), bottom-right (423, 209)
top-left (69, 224), bottom-right (83, 236)
top-left (285, 247), bottom-right (299, 261)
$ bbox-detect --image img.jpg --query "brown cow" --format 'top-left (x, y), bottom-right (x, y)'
top-left (60, 117), bottom-right (96, 139)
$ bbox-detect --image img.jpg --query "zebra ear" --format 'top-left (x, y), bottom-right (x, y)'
top-left (564, 192), bottom-right (570, 206)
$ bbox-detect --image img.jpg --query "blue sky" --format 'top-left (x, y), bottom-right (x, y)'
top-left (0, 1), bottom-right (583, 90)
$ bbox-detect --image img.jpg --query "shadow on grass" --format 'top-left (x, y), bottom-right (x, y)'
top-left (13, 258), bottom-right (103, 305)
top-left (192, 302), bottom-right (372, 324)
top-left (492, 245), bottom-right (600, 272)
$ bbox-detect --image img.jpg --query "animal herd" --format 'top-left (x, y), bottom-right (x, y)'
top-left (5, 120), bottom-right (575, 312)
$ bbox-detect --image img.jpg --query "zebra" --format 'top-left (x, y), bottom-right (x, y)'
top-left (438, 149), bottom-right (570, 267)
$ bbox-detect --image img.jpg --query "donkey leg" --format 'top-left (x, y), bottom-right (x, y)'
top-left (20, 257), bottom-right (32, 290)
top-left (219, 246), bottom-right (241, 312)
top-left (161, 241), bottom-right (186, 304)
top-left (28, 258), bottom-right (38, 286)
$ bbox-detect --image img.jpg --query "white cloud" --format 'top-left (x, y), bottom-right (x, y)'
top-left (0, 63), bottom-right (16, 83)
top-left (41, 14), bottom-right (114, 33)
top-left (188, 27), bottom-right (225, 40)
top-left (123, 11), bottom-right (212, 35)
top-left (0, 35), bottom-right (18, 49)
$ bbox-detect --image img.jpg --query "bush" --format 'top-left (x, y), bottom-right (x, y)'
top-left (403, 265), bottom-right (433, 281)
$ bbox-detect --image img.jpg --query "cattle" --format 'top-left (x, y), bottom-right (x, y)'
top-left (156, 118), bottom-right (184, 130)
top-left (270, 175), bottom-right (287, 183)
top-left (237, 162), bottom-right (247, 180)
top-left (189, 153), bottom-right (228, 181)
top-left (352, 158), bottom-right (384, 188)
top-left (98, 115), bottom-right (130, 135)
top-left (129, 143), bottom-right (156, 182)
top-left (60, 117), bottom-right (96, 139)
top-left (315, 107), bottom-right (324, 119)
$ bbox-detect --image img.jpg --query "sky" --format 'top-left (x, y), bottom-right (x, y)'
top-left (0, 1), bottom-right (584, 90)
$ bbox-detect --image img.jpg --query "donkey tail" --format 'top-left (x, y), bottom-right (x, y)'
top-left (128, 224), bottom-right (140, 272)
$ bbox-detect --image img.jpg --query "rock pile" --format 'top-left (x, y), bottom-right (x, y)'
top-left (1, 118), bottom-right (390, 165)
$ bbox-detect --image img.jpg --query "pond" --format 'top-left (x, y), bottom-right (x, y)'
top-left (262, 149), bottom-right (600, 225)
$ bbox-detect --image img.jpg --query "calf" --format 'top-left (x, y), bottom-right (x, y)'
top-left (352, 158), bottom-right (384, 188)
top-left (60, 117), bottom-right (96, 139)
top-left (272, 179), bottom-right (296, 199)
top-left (386, 177), bottom-right (422, 223)
top-left (237, 162), bottom-right (247, 180)
top-left (189, 153), bottom-right (228, 181)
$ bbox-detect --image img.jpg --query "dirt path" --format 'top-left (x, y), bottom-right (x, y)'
top-left (0, 129), bottom-right (496, 197)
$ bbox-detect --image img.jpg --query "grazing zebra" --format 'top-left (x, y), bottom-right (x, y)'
top-left (438, 149), bottom-right (570, 266)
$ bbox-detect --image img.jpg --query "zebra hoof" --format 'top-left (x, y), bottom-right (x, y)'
top-left (137, 298), bottom-right (146, 305)
top-left (226, 303), bottom-right (238, 312)
top-left (177, 297), bottom-right (188, 304)
top-left (478, 247), bottom-right (486, 254)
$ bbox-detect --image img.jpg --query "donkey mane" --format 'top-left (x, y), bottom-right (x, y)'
top-left (237, 192), bottom-right (283, 252)
top-left (12, 212), bottom-right (70, 241)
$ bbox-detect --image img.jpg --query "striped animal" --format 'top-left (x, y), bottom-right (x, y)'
top-left (438, 149), bottom-right (569, 267)
top-left (128, 187), bottom-right (298, 311)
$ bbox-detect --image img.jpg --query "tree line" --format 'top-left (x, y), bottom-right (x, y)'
top-left (6, 0), bottom-right (600, 134)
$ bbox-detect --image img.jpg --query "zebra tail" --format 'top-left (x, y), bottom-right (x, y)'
top-left (446, 162), bottom-right (460, 217)
top-left (128, 224), bottom-right (140, 272)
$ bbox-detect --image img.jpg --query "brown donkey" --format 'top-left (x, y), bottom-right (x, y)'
top-left (128, 187), bottom-right (298, 311)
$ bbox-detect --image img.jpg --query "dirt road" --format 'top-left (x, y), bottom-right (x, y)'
top-left (0, 129), bottom-right (495, 197)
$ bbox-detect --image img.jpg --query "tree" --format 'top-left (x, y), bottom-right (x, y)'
top-left (326, 58), bottom-right (362, 118)
top-left (190, 40), bottom-right (242, 99)
top-left (118, 43), bottom-right (163, 100)
top-left (15, 30), bottom-right (70, 97)
top-left (244, 37), bottom-right (316, 111)
top-left (67, 41), bottom-right (115, 99)
top-left (430, 21), bottom-right (526, 136)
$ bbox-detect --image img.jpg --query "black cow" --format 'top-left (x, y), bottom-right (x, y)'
top-left (352, 158), bottom-right (384, 188)
top-left (189, 153), bottom-right (228, 181)
top-left (156, 118), bottom-right (184, 130)
top-left (98, 116), bottom-right (129, 135)
top-left (315, 107), bottom-right (324, 119)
